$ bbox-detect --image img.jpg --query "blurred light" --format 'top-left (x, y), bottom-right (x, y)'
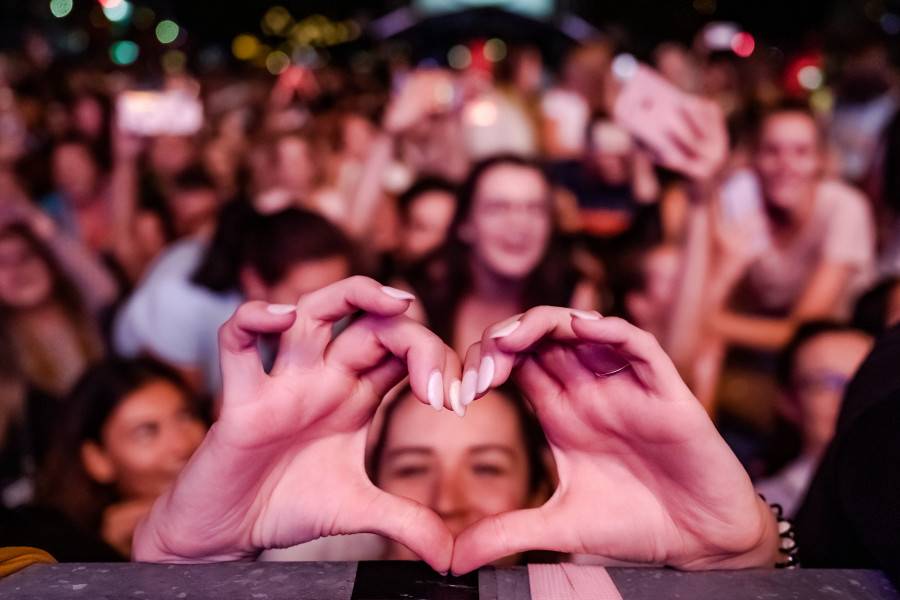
top-left (161, 49), bottom-right (186, 73)
top-left (611, 53), bottom-right (638, 80)
top-left (464, 98), bottom-right (499, 127)
top-left (102, 0), bottom-right (132, 23)
top-left (65, 29), bottom-right (89, 53)
top-left (198, 46), bottom-right (226, 71)
top-left (50, 0), bottom-right (73, 18)
top-left (448, 44), bottom-right (471, 69)
top-left (797, 65), bottom-right (823, 90)
top-left (809, 87), bottom-right (834, 114)
top-left (882, 13), bottom-right (900, 34)
top-left (345, 20), bottom-right (361, 41)
top-left (702, 22), bottom-right (739, 51)
top-left (262, 6), bottom-right (293, 36)
top-left (292, 45), bottom-right (319, 67)
top-left (232, 34), bottom-right (260, 60)
top-left (155, 20), bottom-right (179, 44)
top-left (350, 51), bottom-right (374, 73)
top-left (265, 50), bottom-right (291, 75)
top-left (134, 6), bottom-right (154, 29)
top-left (99, 0), bottom-right (122, 7)
top-left (693, 0), bottom-right (716, 15)
top-left (731, 32), bottom-right (755, 57)
top-left (483, 38), bottom-right (507, 62)
top-left (109, 40), bottom-right (139, 65)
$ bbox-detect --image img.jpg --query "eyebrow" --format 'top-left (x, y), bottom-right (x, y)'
top-left (469, 444), bottom-right (516, 458)
top-left (384, 447), bottom-right (434, 460)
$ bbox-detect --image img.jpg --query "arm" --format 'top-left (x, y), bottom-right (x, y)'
top-left (108, 130), bottom-right (145, 282)
top-left (710, 261), bottom-right (855, 351)
top-left (343, 132), bottom-right (394, 239)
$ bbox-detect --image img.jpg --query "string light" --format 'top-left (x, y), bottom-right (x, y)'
top-left (49, 0), bottom-right (73, 18)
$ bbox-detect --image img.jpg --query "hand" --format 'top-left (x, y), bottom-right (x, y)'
top-left (452, 308), bottom-right (778, 574)
top-left (133, 277), bottom-right (460, 572)
top-left (383, 69), bottom-right (458, 136)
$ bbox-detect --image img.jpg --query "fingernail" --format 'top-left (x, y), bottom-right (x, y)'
top-left (571, 309), bottom-right (601, 320)
top-left (267, 303), bottom-right (296, 315)
top-left (460, 369), bottom-right (478, 406)
top-left (381, 286), bottom-right (416, 301)
top-left (489, 320), bottom-right (521, 339)
top-left (438, 571), bottom-right (449, 577)
top-left (427, 370), bottom-right (443, 411)
top-left (449, 379), bottom-right (465, 417)
top-left (476, 355), bottom-right (494, 394)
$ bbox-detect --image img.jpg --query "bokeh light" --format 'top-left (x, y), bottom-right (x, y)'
top-left (262, 6), bottom-right (293, 36)
top-left (49, 0), bottom-right (73, 19)
top-left (102, 0), bottom-right (132, 23)
top-left (265, 50), bottom-right (291, 75)
top-left (133, 6), bottom-right (155, 30)
top-left (232, 34), bottom-right (260, 60)
top-left (612, 53), bottom-right (638, 80)
top-left (109, 40), bottom-right (139, 65)
top-left (797, 65), bottom-right (823, 90)
top-left (161, 49), bottom-right (186, 73)
top-left (484, 38), bottom-right (507, 62)
top-left (156, 20), bottom-right (180, 44)
top-left (731, 32), bottom-right (755, 57)
top-left (448, 44), bottom-right (471, 69)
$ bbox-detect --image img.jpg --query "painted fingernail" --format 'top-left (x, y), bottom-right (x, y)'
top-left (449, 379), bottom-right (465, 417)
top-left (380, 286), bottom-right (416, 301)
top-left (427, 370), bottom-right (443, 411)
top-left (571, 309), bottom-right (601, 320)
top-left (476, 355), bottom-right (494, 394)
top-left (460, 369), bottom-right (478, 406)
top-left (489, 320), bottom-right (521, 339)
top-left (267, 303), bottom-right (296, 315)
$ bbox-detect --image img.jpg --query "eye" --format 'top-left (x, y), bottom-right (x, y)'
top-left (391, 465), bottom-right (430, 479)
top-left (132, 422), bottom-right (160, 442)
top-left (473, 463), bottom-right (507, 477)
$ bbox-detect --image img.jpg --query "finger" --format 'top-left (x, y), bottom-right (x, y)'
top-left (489, 306), bottom-right (599, 354)
top-left (513, 356), bottom-right (561, 405)
top-left (325, 315), bottom-right (461, 413)
top-left (459, 341), bottom-right (490, 408)
top-left (570, 315), bottom-right (687, 395)
top-left (342, 487), bottom-right (453, 574)
top-left (469, 314), bottom-right (525, 397)
top-left (274, 277), bottom-right (415, 372)
top-left (218, 301), bottom-right (297, 404)
top-left (451, 508), bottom-right (558, 575)
top-left (534, 345), bottom-right (596, 389)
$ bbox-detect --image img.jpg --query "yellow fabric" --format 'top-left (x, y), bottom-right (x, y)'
top-left (0, 547), bottom-right (56, 578)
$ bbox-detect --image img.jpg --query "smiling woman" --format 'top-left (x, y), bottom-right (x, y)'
top-left (369, 383), bottom-right (557, 564)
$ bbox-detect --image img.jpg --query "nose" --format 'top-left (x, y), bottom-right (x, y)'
top-left (167, 424), bottom-right (200, 465)
top-left (433, 470), bottom-right (470, 529)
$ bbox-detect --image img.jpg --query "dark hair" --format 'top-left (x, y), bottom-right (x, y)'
top-left (403, 155), bottom-right (582, 344)
top-left (172, 164), bottom-right (216, 193)
top-left (852, 277), bottom-right (900, 337)
top-left (367, 383), bottom-right (553, 497)
top-left (396, 177), bottom-right (457, 223)
top-left (241, 207), bottom-right (357, 287)
top-left (190, 199), bottom-right (258, 292)
top-left (775, 320), bottom-right (867, 389)
top-left (36, 358), bottom-right (201, 532)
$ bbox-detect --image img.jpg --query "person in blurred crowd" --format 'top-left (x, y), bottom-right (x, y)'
top-left (113, 205), bottom-right (355, 395)
top-left (756, 322), bottom-right (872, 516)
top-left (0, 223), bottom-right (103, 399)
top-left (851, 277), bottom-right (900, 337)
top-left (164, 166), bottom-right (221, 239)
top-left (393, 177), bottom-right (457, 266)
top-left (36, 358), bottom-right (206, 558)
top-left (707, 105), bottom-right (875, 349)
top-left (41, 136), bottom-right (111, 253)
top-left (403, 155), bottom-right (599, 356)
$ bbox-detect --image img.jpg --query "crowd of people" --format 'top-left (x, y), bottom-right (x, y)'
top-left (1, 14), bottom-right (899, 578)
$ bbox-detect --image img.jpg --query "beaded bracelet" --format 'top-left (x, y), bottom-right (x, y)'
top-left (759, 494), bottom-right (799, 568)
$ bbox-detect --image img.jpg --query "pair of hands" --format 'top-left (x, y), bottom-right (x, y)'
top-left (132, 277), bottom-right (777, 574)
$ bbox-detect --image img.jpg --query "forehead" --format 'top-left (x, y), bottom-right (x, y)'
top-left (794, 332), bottom-right (872, 374)
top-left (107, 380), bottom-right (189, 427)
top-left (384, 390), bottom-right (524, 453)
top-left (474, 164), bottom-right (547, 201)
top-left (760, 113), bottom-right (819, 144)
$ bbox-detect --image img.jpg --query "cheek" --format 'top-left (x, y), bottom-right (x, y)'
top-left (465, 475), bottom-right (530, 516)
top-left (379, 476), bottom-right (434, 507)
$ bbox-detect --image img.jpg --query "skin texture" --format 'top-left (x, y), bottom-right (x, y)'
top-left (376, 390), bottom-right (544, 563)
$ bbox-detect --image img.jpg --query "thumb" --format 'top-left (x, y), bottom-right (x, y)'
top-left (450, 507), bottom-right (557, 575)
top-left (340, 487), bottom-right (454, 573)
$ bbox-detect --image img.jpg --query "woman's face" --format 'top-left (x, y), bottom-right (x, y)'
top-left (86, 380), bottom-right (206, 500)
top-left (52, 143), bottom-right (97, 200)
top-left (465, 164), bottom-right (552, 280)
top-left (754, 112), bottom-right (823, 213)
top-left (401, 190), bottom-right (456, 262)
top-left (376, 390), bottom-right (541, 562)
top-left (0, 232), bottom-right (53, 309)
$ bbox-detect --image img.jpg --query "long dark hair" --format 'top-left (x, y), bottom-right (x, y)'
top-left (35, 358), bottom-right (200, 533)
top-left (404, 155), bottom-right (582, 344)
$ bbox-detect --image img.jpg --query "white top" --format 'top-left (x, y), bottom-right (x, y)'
top-left (113, 238), bottom-right (242, 395)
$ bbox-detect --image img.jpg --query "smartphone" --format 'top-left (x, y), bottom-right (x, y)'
top-left (612, 64), bottom-right (691, 159)
top-left (117, 90), bottom-right (203, 136)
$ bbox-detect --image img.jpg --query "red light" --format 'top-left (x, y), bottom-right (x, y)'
top-left (731, 32), bottom-right (755, 58)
